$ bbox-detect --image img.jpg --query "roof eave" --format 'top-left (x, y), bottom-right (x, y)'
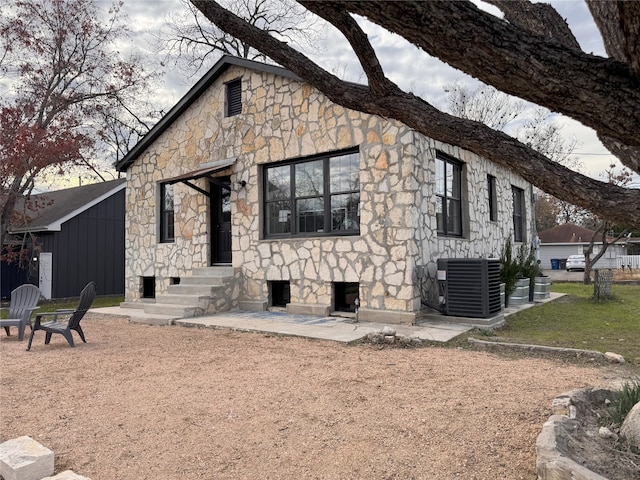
top-left (7, 181), bottom-right (125, 235)
top-left (115, 55), bottom-right (300, 173)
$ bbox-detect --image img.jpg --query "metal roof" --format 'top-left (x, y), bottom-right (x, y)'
top-left (9, 179), bottom-right (125, 234)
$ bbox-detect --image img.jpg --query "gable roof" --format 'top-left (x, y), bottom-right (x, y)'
top-left (115, 55), bottom-right (299, 173)
top-left (538, 223), bottom-right (608, 243)
top-left (9, 178), bottom-right (125, 234)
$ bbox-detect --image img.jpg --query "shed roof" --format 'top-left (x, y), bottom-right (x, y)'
top-left (9, 179), bottom-right (125, 234)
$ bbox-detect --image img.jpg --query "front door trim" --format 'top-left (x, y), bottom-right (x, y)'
top-left (211, 177), bottom-right (232, 265)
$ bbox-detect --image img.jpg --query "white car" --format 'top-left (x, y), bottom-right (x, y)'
top-left (566, 254), bottom-right (586, 271)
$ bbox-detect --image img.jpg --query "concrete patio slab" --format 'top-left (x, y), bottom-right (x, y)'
top-left (91, 292), bottom-right (562, 345)
top-left (91, 307), bottom-right (473, 343)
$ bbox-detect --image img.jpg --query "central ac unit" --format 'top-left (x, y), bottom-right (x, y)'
top-left (437, 258), bottom-right (501, 318)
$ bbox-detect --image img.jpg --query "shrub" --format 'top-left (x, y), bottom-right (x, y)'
top-left (500, 238), bottom-right (520, 298)
top-left (608, 380), bottom-right (640, 426)
top-left (517, 242), bottom-right (539, 280)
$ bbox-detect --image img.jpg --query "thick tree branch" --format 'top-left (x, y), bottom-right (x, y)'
top-left (329, 0), bottom-right (640, 153)
top-left (489, 0), bottom-right (640, 172)
top-left (588, 0), bottom-right (640, 79)
top-left (190, 0), bottom-right (640, 227)
top-left (486, 0), bottom-right (580, 49)
top-left (299, 1), bottom-right (394, 96)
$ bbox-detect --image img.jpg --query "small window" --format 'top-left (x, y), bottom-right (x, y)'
top-left (435, 153), bottom-right (463, 236)
top-left (142, 277), bottom-right (155, 299)
top-left (160, 183), bottom-right (174, 243)
top-left (334, 282), bottom-right (359, 313)
top-left (512, 186), bottom-right (525, 242)
top-left (488, 175), bottom-right (497, 222)
top-left (226, 78), bottom-right (242, 117)
top-left (270, 281), bottom-right (291, 307)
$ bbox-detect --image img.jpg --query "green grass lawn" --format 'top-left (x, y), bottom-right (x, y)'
top-left (1, 296), bottom-right (123, 318)
top-left (477, 283), bottom-right (640, 365)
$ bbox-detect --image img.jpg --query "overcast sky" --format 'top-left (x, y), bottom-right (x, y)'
top-left (98, 0), bottom-right (635, 186)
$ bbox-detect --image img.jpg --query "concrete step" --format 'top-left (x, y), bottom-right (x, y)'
top-left (155, 293), bottom-right (210, 308)
top-left (119, 301), bottom-right (147, 310)
top-left (180, 276), bottom-right (227, 286)
top-left (143, 303), bottom-right (200, 318)
top-left (167, 284), bottom-right (220, 296)
top-left (192, 266), bottom-right (235, 277)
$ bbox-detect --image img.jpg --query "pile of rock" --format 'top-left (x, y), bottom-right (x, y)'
top-left (365, 326), bottom-right (422, 346)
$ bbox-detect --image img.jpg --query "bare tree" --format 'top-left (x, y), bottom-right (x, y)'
top-left (445, 83), bottom-right (586, 235)
top-left (582, 164), bottom-right (634, 284)
top-left (534, 193), bottom-right (560, 232)
top-left (0, 0), bottom-right (155, 253)
top-left (189, 0), bottom-right (640, 227)
top-left (157, 0), bottom-right (323, 76)
top-left (444, 83), bottom-right (527, 133)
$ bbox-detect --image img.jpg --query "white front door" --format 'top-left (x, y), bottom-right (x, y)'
top-left (39, 252), bottom-right (52, 299)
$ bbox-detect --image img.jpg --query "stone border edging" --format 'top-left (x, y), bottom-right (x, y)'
top-left (467, 337), bottom-right (604, 359)
top-left (536, 389), bottom-right (617, 480)
top-left (536, 414), bottom-right (609, 480)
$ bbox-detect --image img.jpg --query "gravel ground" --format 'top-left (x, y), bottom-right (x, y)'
top-left (0, 314), bottom-right (629, 480)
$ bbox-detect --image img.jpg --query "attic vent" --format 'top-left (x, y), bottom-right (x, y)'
top-left (226, 78), bottom-right (242, 117)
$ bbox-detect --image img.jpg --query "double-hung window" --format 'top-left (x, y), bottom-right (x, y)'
top-left (435, 153), bottom-right (462, 236)
top-left (512, 186), bottom-right (525, 242)
top-left (264, 150), bottom-right (360, 238)
top-left (160, 183), bottom-right (175, 243)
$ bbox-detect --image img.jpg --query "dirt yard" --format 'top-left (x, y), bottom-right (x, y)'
top-left (0, 314), bottom-right (631, 480)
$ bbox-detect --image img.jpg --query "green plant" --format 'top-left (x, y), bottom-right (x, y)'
top-left (608, 380), bottom-right (640, 426)
top-left (500, 238), bottom-right (520, 298)
top-left (517, 242), bottom-right (538, 280)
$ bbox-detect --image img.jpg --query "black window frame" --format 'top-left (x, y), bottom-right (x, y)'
top-left (435, 152), bottom-right (463, 237)
top-left (512, 186), bottom-right (525, 242)
top-left (225, 78), bottom-right (242, 117)
top-left (488, 174), bottom-right (497, 222)
top-left (160, 182), bottom-right (175, 243)
top-left (263, 149), bottom-right (360, 239)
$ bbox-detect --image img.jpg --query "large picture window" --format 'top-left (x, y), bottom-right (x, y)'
top-left (512, 186), bottom-right (525, 242)
top-left (435, 153), bottom-right (462, 236)
top-left (160, 183), bottom-right (174, 243)
top-left (264, 150), bottom-right (360, 238)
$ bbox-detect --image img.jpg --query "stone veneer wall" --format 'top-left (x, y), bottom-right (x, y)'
top-left (124, 65), bottom-right (533, 323)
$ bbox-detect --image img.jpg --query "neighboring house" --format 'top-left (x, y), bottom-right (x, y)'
top-left (115, 56), bottom-right (534, 324)
top-left (1, 179), bottom-right (125, 299)
top-left (537, 223), bottom-right (627, 270)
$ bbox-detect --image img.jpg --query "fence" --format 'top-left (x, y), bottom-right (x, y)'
top-left (616, 255), bottom-right (640, 270)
